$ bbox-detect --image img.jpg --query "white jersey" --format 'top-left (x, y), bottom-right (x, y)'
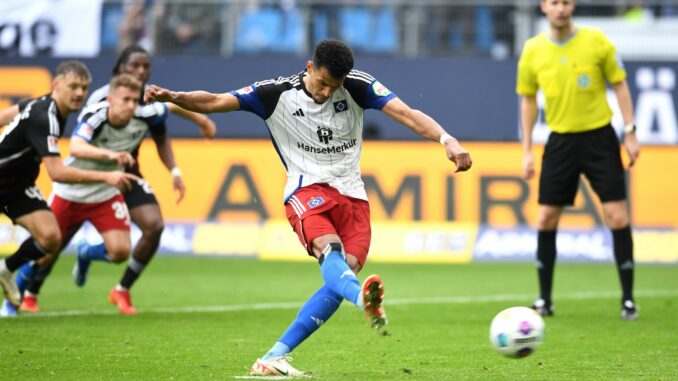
top-left (231, 69), bottom-right (396, 202)
top-left (52, 101), bottom-right (168, 203)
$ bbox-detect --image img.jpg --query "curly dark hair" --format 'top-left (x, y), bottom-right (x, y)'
top-left (113, 45), bottom-right (149, 75)
top-left (312, 39), bottom-right (354, 79)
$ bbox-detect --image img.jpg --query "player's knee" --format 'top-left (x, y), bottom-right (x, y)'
top-left (34, 229), bottom-right (62, 254)
top-left (606, 211), bottom-right (629, 230)
top-left (141, 219), bottom-right (164, 240)
top-left (107, 244), bottom-right (131, 263)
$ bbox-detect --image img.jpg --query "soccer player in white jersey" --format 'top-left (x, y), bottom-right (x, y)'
top-left (145, 39), bottom-right (473, 376)
top-left (12, 74), bottom-right (167, 316)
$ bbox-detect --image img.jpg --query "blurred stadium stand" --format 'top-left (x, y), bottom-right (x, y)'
top-left (93, 0), bottom-right (678, 59)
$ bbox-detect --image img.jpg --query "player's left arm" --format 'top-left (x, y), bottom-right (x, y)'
top-left (382, 97), bottom-right (472, 172)
top-left (151, 132), bottom-right (185, 204)
top-left (164, 102), bottom-right (217, 139)
top-left (611, 79), bottom-right (640, 168)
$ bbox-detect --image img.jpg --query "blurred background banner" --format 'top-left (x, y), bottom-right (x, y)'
top-left (0, 0), bottom-right (103, 57)
top-left (1, 58), bottom-right (677, 143)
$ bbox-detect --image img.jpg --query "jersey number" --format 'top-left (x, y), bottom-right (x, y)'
top-left (111, 201), bottom-right (131, 224)
top-left (24, 186), bottom-right (44, 201)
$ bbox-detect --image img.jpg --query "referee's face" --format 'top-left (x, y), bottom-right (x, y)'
top-left (541, 0), bottom-right (575, 29)
top-left (306, 61), bottom-right (344, 104)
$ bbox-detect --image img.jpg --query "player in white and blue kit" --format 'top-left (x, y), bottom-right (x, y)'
top-left (145, 39), bottom-right (473, 376)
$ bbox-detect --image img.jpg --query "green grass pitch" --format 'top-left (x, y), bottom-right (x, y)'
top-left (0, 256), bottom-right (676, 380)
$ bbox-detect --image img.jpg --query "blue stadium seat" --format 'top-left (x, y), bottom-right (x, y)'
top-left (234, 7), bottom-right (304, 54)
top-left (474, 6), bottom-right (495, 53)
top-left (339, 7), bottom-right (398, 54)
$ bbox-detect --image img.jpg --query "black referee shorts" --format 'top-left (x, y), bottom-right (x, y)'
top-left (0, 185), bottom-right (50, 222)
top-left (539, 125), bottom-right (627, 206)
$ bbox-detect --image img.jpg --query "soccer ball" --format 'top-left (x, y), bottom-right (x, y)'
top-left (489, 306), bottom-right (545, 358)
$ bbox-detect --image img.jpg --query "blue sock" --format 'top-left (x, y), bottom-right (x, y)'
top-left (320, 243), bottom-right (361, 306)
top-left (263, 285), bottom-right (342, 360)
top-left (84, 243), bottom-right (110, 262)
top-left (16, 262), bottom-right (35, 295)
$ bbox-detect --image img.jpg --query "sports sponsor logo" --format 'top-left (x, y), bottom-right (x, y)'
top-left (77, 123), bottom-right (94, 140)
top-left (316, 126), bottom-right (333, 144)
top-left (372, 81), bottom-right (391, 97)
top-left (307, 196), bottom-right (325, 208)
top-left (297, 139), bottom-right (357, 154)
top-left (333, 99), bottom-right (348, 113)
top-left (47, 135), bottom-right (59, 153)
top-left (236, 86), bottom-right (253, 95)
top-left (577, 73), bottom-right (591, 89)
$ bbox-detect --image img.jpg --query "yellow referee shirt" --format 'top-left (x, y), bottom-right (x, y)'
top-left (516, 26), bottom-right (627, 133)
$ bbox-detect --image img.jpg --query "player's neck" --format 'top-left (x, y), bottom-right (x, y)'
top-left (107, 109), bottom-right (128, 128)
top-left (51, 94), bottom-right (71, 119)
top-left (549, 23), bottom-right (575, 42)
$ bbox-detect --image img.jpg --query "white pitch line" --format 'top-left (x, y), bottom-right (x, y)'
top-left (14, 289), bottom-right (678, 319)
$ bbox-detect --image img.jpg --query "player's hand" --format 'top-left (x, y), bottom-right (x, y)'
top-left (523, 151), bottom-right (535, 180)
top-left (444, 139), bottom-right (472, 172)
top-left (623, 132), bottom-right (640, 168)
top-left (173, 175), bottom-right (186, 204)
top-left (106, 171), bottom-right (139, 192)
top-left (199, 117), bottom-right (217, 140)
top-left (145, 84), bottom-right (173, 104)
top-left (108, 151), bottom-right (136, 167)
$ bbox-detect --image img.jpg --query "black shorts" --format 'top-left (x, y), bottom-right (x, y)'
top-left (539, 125), bottom-right (626, 206)
top-left (0, 185), bottom-right (50, 222)
top-left (123, 178), bottom-right (159, 210)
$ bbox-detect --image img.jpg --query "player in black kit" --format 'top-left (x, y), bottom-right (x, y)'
top-left (0, 61), bottom-right (137, 310)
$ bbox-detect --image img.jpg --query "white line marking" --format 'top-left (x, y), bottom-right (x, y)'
top-left (13, 289), bottom-right (678, 319)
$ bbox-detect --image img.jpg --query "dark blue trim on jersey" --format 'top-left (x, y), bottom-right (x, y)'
top-left (266, 127), bottom-right (287, 171)
top-left (284, 175), bottom-right (304, 204)
top-left (364, 80), bottom-right (397, 110)
top-left (152, 103), bottom-right (169, 125)
top-left (230, 87), bottom-right (266, 119)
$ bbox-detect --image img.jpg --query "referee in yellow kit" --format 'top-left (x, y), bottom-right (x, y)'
top-left (517, 0), bottom-right (640, 320)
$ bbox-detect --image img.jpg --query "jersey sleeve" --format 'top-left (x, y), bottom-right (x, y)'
top-left (73, 109), bottom-right (106, 142)
top-left (516, 41), bottom-right (538, 96)
top-left (230, 80), bottom-right (287, 120)
top-left (26, 111), bottom-right (60, 158)
top-left (599, 33), bottom-right (627, 84)
top-left (137, 102), bottom-right (169, 136)
top-left (343, 71), bottom-right (397, 110)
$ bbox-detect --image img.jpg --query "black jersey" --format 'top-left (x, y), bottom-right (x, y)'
top-left (0, 95), bottom-right (65, 197)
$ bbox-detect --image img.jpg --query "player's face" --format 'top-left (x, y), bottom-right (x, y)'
top-left (120, 52), bottom-right (151, 84)
top-left (306, 61), bottom-right (345, 104)
top-left (108, 86), bottom-right (140, 126)
top-left (541, 0), bottom-right (575, 29)
top-left (53, 72), bottom-right (90, 113)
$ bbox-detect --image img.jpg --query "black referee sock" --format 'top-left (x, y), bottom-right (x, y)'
top-left (612, 225), bottom-right (634, 302)
top-left (119, 256), bottom-right (149, 289)
top-left (536, 230), bottom-right (557, 305)
top-left (4, 238), bottom-right (46, 272)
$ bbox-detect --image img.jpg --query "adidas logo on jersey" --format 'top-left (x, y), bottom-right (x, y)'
top-left (292, 109), bottom-right (305, 117)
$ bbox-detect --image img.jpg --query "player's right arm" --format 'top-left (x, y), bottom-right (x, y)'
top-left (520, 95), bottom-right (538, 180)
top-left (516, 41), bottom-right (538, 180)
top-left (145, 85), bottom-right (240, 114)
top-left (42, 156), bottom-right (137, 192)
